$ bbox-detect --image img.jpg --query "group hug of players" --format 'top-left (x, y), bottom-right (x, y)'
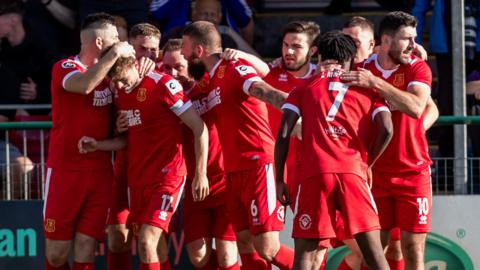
top-left (42, 9), bottom-right (437, 270)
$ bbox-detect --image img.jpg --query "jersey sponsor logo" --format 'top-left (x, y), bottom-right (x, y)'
top-left (61, 61), bottom-right (76, 69)
top-left (393, 73), bottom-right (405, 87)
top-left (299, 214), bottom-right (311, 230)
top-left (44, 219), bottom-right (55, 233)
top-left (324, 125), bottom-right (346, 140)
top-left (278, 73), bottom-right (288, 82)
top-left (92, 88), bottom-right (113, 107)
top-left (166, 79), bottom-right (182, 95)
top-left (277, 206), bottom-right (285, 222)
top-left (120, 109), bottom-right (142, 127)
top-left (235, 65), bottom-right (256, 76)
top-left (217, 65), bottom-right (226, 78)
top-left (136, 88), bottom-right (147, 102)
top-left (206, 87), bottom-right (222, 110)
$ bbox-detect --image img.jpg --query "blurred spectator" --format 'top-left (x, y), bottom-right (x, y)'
top-left (467, 70), bottom-right (480, 156)
top-left (0, 0), bottom-right (57, 114)
top-left (161, 0), bottom-right (257, 55)
top-left (150, 0), bottom-right (255, 44)
top-left (25, 0), bottom-right (77, 57)
top-left (325, 0), bottom-right (413, 15)
top-left (78, 0), bottom-right (148, 29)
top-left (113, 15), bottom-right (129, 41)
top-left (413, 0), bottom-right (480, 157)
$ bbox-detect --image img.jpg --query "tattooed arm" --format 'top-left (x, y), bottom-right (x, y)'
top-left (248, 80), bottom-right (288, 110)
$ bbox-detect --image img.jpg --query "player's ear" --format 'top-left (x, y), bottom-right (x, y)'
top-left (309, 46), bottom-right (318, 56)
top-left (195, 44), bottom-right (204, 58)
top-left (95, 37), bottom-right (103, 50)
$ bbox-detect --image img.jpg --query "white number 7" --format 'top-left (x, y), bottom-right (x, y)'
top-left (326, 81), bottom-right (349, 121)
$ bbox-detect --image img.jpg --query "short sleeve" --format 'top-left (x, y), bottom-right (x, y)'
top-left (161, 77), bottom-right (192, 116)
top-left (53, 59), bottom-right (82, 90)
top-left (282, 88), bottom-right (301, 116)
top-left (232, 60), bottom-right (263, 95)
top-left (370, 94), bottom-right (390, 121)
top-left (407, 60), bottom-right (432, 93)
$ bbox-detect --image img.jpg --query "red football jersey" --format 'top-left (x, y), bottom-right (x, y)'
top-left (362, 54), bottom-right (432, 173)
top-left (47, 56), bottom-right (113, 170)
top-left (206, 58), bottom-right (274, 172)
top-left (264, 63), bottom-right (316, 136)
top-left (113, 71), bottom-right (190, 187)
top-left (181, 75), bottom-right (224, 179)
top-left (283, 70), bottom-right (389, 181)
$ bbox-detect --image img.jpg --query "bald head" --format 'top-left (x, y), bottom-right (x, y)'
top-left (182, 21), bottom-right (222, 53)
top-left (192, 0), bottom-right (222, 25)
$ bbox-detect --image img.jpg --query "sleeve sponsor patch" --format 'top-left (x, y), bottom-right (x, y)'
top-left (165, 79), bottom-right (183, 95)
top-left (235, 65), bottom-right (257, 76)
top-left (61, 61), bottom-right (76, 69)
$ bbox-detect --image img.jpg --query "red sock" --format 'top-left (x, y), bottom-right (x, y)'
top-left (220, 262), bottom-right (240, 270)
top-left (72, 262), bottom-right (94, 270)
top-left (160, 260), bottom-right (172, 270)
top-left (140, 262), bottom-right (160, 270)
top-left (107, 250), bottom-right (131, 270)
top-left (387, 258), bottom-right (405, 270)
top-left (197, 249), bottom-right (219, 270)
top-left (240, 251), bottom-right (270, 270)
top-left (45, 259), bottom-right (70, 270)
top-left (337, 259), bottom-right (353, 270)
top-left (271, 245), bottom-right (294, 270)
top-left (319, 249), bottom-right (328, 270)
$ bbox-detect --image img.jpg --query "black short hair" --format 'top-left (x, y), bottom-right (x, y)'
top-left (316, 30), bottom-right (357, 63)
top-left (81, 12), bottom-right (116, 31)
top-left (379, 11), bottom-right (417, 37)
top-left (0, 0), bottom-right (25, 16)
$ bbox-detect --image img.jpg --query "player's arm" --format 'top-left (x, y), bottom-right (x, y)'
top-left (179, 106), bottom-right (209, 202)
top-left (368, 110), bottom-right (393, 186)
top-left (249, 80), bottom-right (288, 110)
top-left (64, 42), bottom-right (135, 95)
top-left (341, 67), bottom-right (430, 118)
top-left (221, 48), bottom-right (269, 77)
top-left (274, 108), bottom-right (300, 205)
top-left (422, 97), bottom-right (439, 130)
top-left (78, 135), bottom-right (126, 153)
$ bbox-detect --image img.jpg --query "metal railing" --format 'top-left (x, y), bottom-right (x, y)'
top-left (1, 116), bottom-right (480, 200)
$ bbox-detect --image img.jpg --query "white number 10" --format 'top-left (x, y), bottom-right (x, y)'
top-left (326, 81), bottom-right (349, 121)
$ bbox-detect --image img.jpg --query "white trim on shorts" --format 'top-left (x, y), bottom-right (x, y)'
top-left (43, 168), bottom-right (52, 218)
top-left (265, 163), bottom-right (276, 216)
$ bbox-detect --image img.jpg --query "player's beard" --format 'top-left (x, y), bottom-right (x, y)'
top-left (282, 51), bottom-right (311, 72)
top-left (388, 47), bottom-right (412, 65)
top-left (188, 58), bottom-right (207, 81)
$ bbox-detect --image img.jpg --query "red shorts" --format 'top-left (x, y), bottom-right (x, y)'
top-left (43, 167), bottom-right (113, 241)
top-left (390, 228), bottom-right (401, 241)
top-left (226, 163), bottom-right (285, 235)
top-left (107, 155), bottom-right (130, 225)
top-left (129, 177), bottom-right (185, 235)
top-left (292, 173), bottom-right (379, 246)
top-left (183, 175), bottom-right (236, 243)
top-left (372, 168), bottom-right (432, 233)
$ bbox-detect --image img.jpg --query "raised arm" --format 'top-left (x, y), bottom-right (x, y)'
top-left (248, 80), bottom-right (288, 110)
top-left (341, 68), bottom-right (430, 118)
top-left (221, 48), bottom-right (269, 77)
top-left (64, 42), bottom-right (135, 95)
top-left (179, 106), bottom-right (209, 202)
